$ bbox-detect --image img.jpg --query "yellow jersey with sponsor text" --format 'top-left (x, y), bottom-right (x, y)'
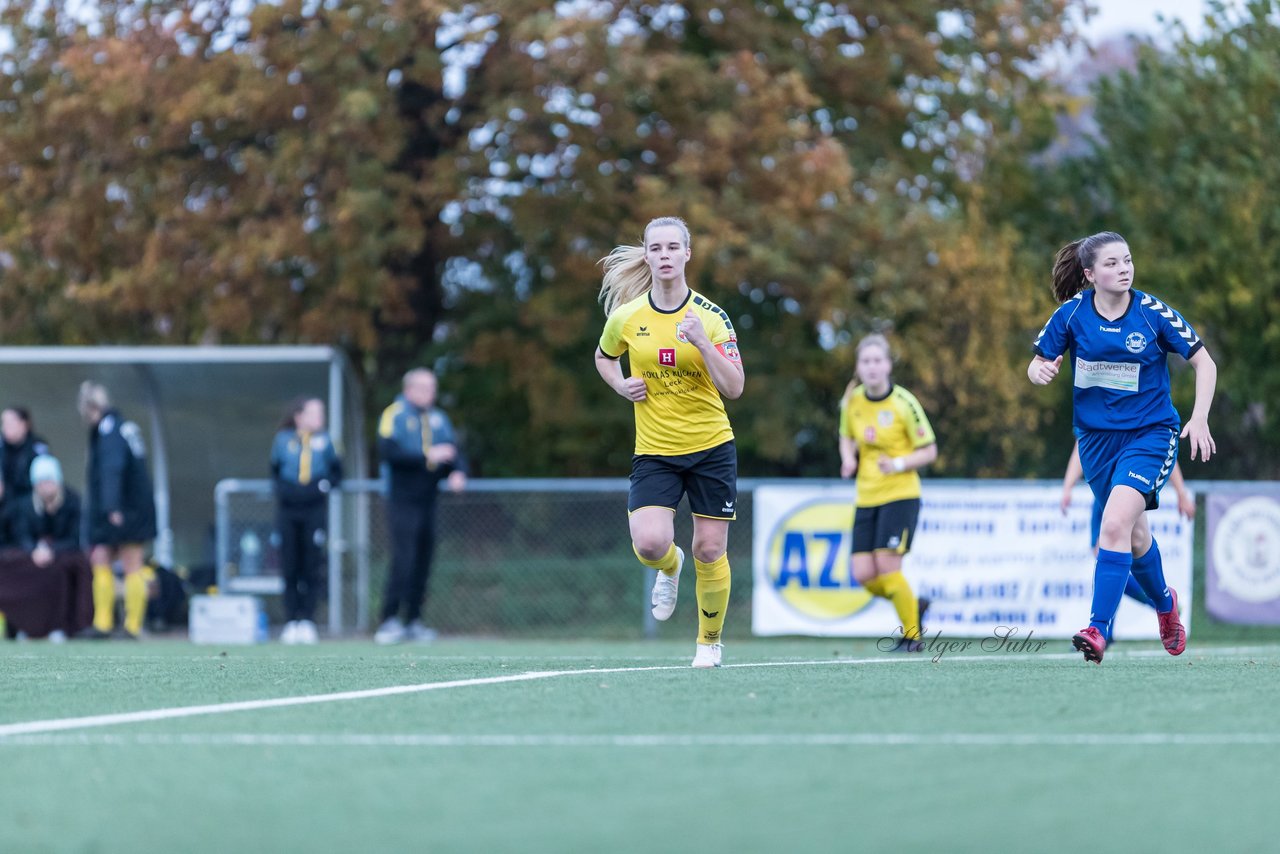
top-left (840, 384), bottom-right (936, 507)
top-left (599, 289), bottom-right (740, 456)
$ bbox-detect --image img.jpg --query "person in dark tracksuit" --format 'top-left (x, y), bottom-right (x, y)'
top-left (77, 382), bottom-right (157, 639)
top-left (374, 368), bottom-right (467, 645)
top-left (10, 455), bottom-right (82, 560)
top-left (0, 406), bottom-right (51, 519)
top-left (270, 397), bottom-right (342, 645)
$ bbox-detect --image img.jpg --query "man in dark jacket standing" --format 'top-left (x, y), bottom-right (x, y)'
top-left (374, 369), bottom-right (466, 644)
top-left (78, 382), bottom-right (157, 639)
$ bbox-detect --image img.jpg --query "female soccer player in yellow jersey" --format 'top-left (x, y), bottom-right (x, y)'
top-left (594, 216), bottom-right (744, 668)
top-left (838, 334), bottom-right (937, 651)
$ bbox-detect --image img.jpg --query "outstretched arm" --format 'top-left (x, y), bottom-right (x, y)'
top-left (1061, 442), bottom-right (1083, 515)
top-left (1181, 349), bottom-right (1217, 461)
top-left (1168, 462), bottom-right (1196, 520)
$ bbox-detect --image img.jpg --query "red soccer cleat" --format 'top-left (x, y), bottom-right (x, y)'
top-left (1072, 626), bottom-right (1107, 664)
top-left (1158, 588), bottom-right (1187, 656)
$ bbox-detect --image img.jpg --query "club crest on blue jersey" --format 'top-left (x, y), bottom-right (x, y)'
top-left (1125, 331), bottom-right (1148, 353)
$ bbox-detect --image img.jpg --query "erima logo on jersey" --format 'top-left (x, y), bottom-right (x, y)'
top-left (1099, 325), bottom-right (1121, 333)
top-left (637, 326), bottom-right (650, 337)
top-left (1128, 471), bottom-right (1152, 486)
top-left (1125, 332), bottom-right (1148, 353)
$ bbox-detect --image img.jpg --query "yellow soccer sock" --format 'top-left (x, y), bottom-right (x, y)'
top-left (92, 566), bottom-right (116, 632)
top-left (123, 572), bottom-right (148, 636)
top-left (694, 553), bottom-right (731, 645)
top-left (860, 574), bottom-right (886, 598)
top-left (878, 571), bottom-right (921, 640)
top-left (633, 542), bottom-right (680, 577)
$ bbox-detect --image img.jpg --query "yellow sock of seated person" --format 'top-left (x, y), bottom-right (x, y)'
top-left (92, 566), bottom-right (116, 632)
top-left (633, 542), bottom-right (680, 577)
top-left (123, 572), bottom-right (147, 636)
top-left (878, 570), bottom-right (921, 640)
top-left (694, 553), bottom-right (731, 644)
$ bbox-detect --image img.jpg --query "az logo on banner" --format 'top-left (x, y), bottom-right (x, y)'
top-left (759, 497), bottom-right (872, 621)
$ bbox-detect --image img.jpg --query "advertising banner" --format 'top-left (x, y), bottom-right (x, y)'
top-left (752, 482), bottom-right (1193, 639)
top-left (1205, 492), bottom-right (1280, 624)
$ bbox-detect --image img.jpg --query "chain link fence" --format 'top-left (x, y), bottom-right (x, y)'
top-left (215, 479), bottom-right (758, 639)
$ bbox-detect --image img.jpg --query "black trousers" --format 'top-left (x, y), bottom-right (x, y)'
top-left (382, 500), bottom-right (437, 624)
top-left (278, 502), bottom-right (326, 622)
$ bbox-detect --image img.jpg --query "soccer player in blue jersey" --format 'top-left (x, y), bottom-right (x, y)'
top-left (1028, 231), bottom-right (1216, 664)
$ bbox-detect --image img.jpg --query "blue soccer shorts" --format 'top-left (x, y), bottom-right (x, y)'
top-left (1077, 424), bottom-right (1178, 511)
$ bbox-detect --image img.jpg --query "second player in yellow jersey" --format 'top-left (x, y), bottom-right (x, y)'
top-left (840, 381), bottom-right (936, 507)
top-left (837, 334), bottom-right (937, 650)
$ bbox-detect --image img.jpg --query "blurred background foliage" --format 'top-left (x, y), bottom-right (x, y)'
top-left (0, 0), bottom-right (1273, 478)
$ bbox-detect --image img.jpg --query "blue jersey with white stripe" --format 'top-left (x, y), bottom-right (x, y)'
top-left (1033, 289), bottom-right (1203, 432)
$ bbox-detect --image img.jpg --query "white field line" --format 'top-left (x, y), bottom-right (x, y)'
top-left (0, 645), bottom-right (1271, 739)
top-left (4, 732), bottom-right (1280, 748)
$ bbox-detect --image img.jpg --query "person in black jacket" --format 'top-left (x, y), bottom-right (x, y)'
top-left (11, 455), bottom-right (82, 562)
top-left (374, 369), bottom-right (467, 645)
top-left (270, 397), bottom-right (342, 645)
top-left (0, 406), bottom-right (51, 518)
top-left (0, 454), bottom-right (91, 640)
top-left (77, 382), bottom-right (157, 640)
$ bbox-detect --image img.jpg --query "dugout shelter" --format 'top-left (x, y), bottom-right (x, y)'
top-left (0, 346), bottom-right (365, 581)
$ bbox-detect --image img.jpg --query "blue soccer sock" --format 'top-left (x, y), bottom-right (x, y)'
top-left (1089, 548), bottom-right (1132, 634)
top-left (1129, 539), bottom-right (1174, 613)
top-left (1123, 573), bottom-right (1155, 608)
top-left (1103, 574), bottom-right (1156, 645)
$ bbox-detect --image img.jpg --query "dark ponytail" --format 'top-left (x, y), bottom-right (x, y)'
top-left (1050, 231), bottom-right (1127, 302)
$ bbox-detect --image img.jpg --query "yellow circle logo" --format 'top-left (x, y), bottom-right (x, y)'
top-left (765, 499), bottom-right (874, 620)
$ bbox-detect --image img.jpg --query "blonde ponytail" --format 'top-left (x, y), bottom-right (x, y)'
top-left (598, 245), bottom-right (652, 316)
top-left (598, 216), bottom-right (692, 316)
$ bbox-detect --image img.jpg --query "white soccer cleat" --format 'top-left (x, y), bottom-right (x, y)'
top-left (280, 620), bottom-right (299, 645)
top-left (404, 620), bottom-right (439, 643)
top-left (374, 617), bottom-right (406, 645)
top-left (650, 547), bottom-right (684, 621)
top-left (296, 620), bottom-right (320, 645)
top-left (691, 642), bottom-right (723, 669)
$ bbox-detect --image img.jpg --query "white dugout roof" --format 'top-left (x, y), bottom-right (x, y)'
top-left (0, 346), bottom-right (365, 568)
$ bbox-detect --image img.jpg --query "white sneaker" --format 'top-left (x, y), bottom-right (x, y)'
top-left (296, 620), bottom-right (320, 645)
top-left (691, 642), bottom-right (723, 669)
top-left (280, 620), bottom-right (299, 645)
top-left (47, 630), bottom-right (67, 644)
top-left (404, 620), bottom-right (438, 643)
top-left (650, 547), bottom-right (684, 621)
top-left (374, 617), bottom-right (406, 645)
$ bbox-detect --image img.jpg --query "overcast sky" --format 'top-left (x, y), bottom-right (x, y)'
top-left (1078, 0), bottom-right (1217, 41)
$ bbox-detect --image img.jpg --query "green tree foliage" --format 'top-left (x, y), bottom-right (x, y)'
top-left (0, 0), bottom-right (1084, 476)
top-left (990, 0), bottom-right (1280, 477)
top-left (443, 0), bottom-right (1081, 475)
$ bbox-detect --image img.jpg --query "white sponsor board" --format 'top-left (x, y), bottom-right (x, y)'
top-left (752, 483), bottom-right (1193, 639)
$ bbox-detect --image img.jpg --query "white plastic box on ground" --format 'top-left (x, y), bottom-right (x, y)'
top-left (189, 595), bottom-right (267, 645)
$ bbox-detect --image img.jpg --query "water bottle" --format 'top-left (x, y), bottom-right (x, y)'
top-left (239, 530), bottom-right (262, 577)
